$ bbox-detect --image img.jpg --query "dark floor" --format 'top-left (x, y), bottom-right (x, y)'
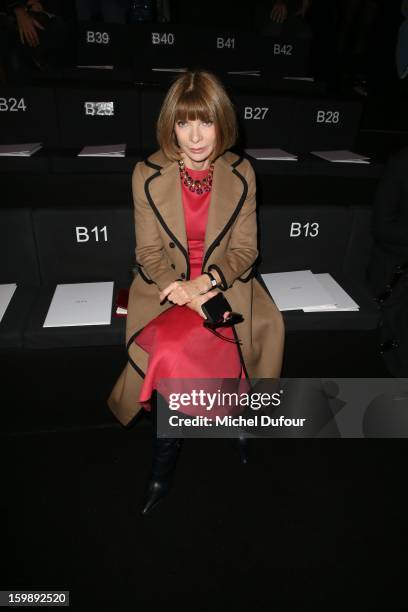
top-left (3, 430), bottom-right (406, 610)
top-left (1, 331), bottom-right (405, 611)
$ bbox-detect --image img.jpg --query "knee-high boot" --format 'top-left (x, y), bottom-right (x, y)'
top-left (141, 394), bottom-right (183, 515)
top-left (233, 435), bottom-right (249, 465)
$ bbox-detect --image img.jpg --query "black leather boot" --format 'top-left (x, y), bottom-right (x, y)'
top-left (141, 435), bottom-right (183, 515)
top-left (234, 435), bottom-right (249, 465)
top-left (141, 393), bottom-right (183, 515)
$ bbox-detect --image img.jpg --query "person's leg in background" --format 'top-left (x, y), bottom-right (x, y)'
top-left (396, 1), bottom-right (408, 81)
top-left (32, 14), bottom-right (76, 72)
top-left (100, 0), bottom-right (131, 24)
top-left (156, 0), bottom-right (171, 22)
top-left (0, 13), bottom-right (35, 84)
top-left (0, 13), bottom-right (8, 83)
top-left (335, 0), bottom-right (363, 91)
top-left (75, 0), bottom-right (100, 21)
top-left (351, 0), bottom-right (381, 95)
top-left (308, 0), bottom-right (339, 91)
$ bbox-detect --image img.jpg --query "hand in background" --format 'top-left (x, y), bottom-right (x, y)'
top-left (270, 1), bottom-right (288, 23)
top-left (14, 6), bottom-right (45, 47)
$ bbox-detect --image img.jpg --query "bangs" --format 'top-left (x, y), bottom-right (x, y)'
top-left (157, 70), bottom-right (238, 161)
top-left (174, 92), bottom-right (215, 124)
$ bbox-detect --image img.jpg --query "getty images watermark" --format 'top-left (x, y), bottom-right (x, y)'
top-left (154, 378), bottom-right (408, 438)
top-left (165, 387), bottom-right (305, 429)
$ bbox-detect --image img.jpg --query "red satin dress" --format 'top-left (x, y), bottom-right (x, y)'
top-left (134, 166), bottom-right (248, 417)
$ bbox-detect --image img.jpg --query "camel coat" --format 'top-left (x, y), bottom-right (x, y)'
top-left (107, 149), bottom-right (285, 427)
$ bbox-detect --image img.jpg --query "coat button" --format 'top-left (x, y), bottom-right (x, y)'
top-left (169, 241), bottom-right (175, 248)
top-left (180, 272), bottom-right (186, 279)
top-left (171, 263), bottom-right (175, 269)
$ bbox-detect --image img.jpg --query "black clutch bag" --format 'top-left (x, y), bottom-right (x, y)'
top-left (201, 292), bottom-right (244, 344)
top-left (202, 292), bottom-right (231, 323)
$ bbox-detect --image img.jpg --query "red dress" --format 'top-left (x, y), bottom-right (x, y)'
top-left (134, 166), bottom-right (248, 417)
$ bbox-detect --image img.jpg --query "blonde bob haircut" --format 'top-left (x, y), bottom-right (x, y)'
top-left (156, 70), bottom-right (238, 162)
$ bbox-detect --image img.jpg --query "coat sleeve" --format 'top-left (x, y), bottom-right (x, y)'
top-left (132, 162), bottom-right (182, 292)
top-left (204, 159), bottom-right (259, 290)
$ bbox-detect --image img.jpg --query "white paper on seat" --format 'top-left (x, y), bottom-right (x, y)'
top-left (303, 273), bottom-right (360, 311)
top-left (151, 67), bottom-right (187, 72)
top-left (78, 144), bottom-right (126, 157)
top-left (0, 143), bottom-right (42, 156)
top-left (283, 76), bottom-right (315, 81)
top-left (311, 150), bottom-right (370, 164)
top-left (245, 148), bottom-right (298, 161)
top-left (43, 282), bottom-right (114, 327)
top-left (76, 65), bottom-right (114, 69)
top-left (0, 283), bottom-right (17, 322)
top-left (227, 70), bottom-right (261, 76)
top-left (261, 270), bottom-right (336, 311)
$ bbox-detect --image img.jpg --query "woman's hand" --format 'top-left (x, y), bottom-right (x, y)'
top-left (186, 289), bottom-right (232, 321)
top-left (159, 275), bottom-right (211, 305)
top-left (270, 1), bottom-right (288, 23)
top-left (14, 6), bottom-right (45, 47)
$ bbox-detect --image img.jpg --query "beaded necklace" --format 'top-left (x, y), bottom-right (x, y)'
top-left (178, 159), bottom-right (214, 194)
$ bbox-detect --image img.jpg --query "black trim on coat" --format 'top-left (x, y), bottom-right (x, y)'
top-left (237, 266), bottom-right (257, 283)
top-left (211, 155), bottom-right (252, 381)
top-left (125, 303), bottom-right (178, 378)
top-left (144, 166), bottom-right (191, 281)
top-left (126, 330), bottom-right (146, 379)
top-left (232, 157), bottom-right (258, 284)
top-left (231, 155), bottom-right (244, 168)
top-left (207, 263), bottom-right (228, 291)
top-left (254, 271), bottom-right (280, 306)
top-left (145, 159), bottom-right (162, 171)
top-left (136, 263), bottom-right (154, 284)
top-left (231, 324), bottom-right (251, 383)
top-left (201, 159), bottom-right (249, 274)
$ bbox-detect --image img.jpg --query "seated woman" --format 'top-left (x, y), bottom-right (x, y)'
top-left (107, 69), bottom-right (285, 515)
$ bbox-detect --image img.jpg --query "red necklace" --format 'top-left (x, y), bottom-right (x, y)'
top-left (178, 159), bottom-right (214, 194)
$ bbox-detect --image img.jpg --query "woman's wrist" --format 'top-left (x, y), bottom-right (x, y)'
top-left (196, 274), bottom-right (214, 293)
top-left (202, 270), bottom-right (222, 290)
top-left (187, 272), bottom-right (223, 295)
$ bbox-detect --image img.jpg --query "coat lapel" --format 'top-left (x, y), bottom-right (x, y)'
top-left (146, 150), bottom-right (245, 273)
top-left (147, 161), bottom-right (189, 254)
top-left (204, 156), bottom-right (244, 256)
